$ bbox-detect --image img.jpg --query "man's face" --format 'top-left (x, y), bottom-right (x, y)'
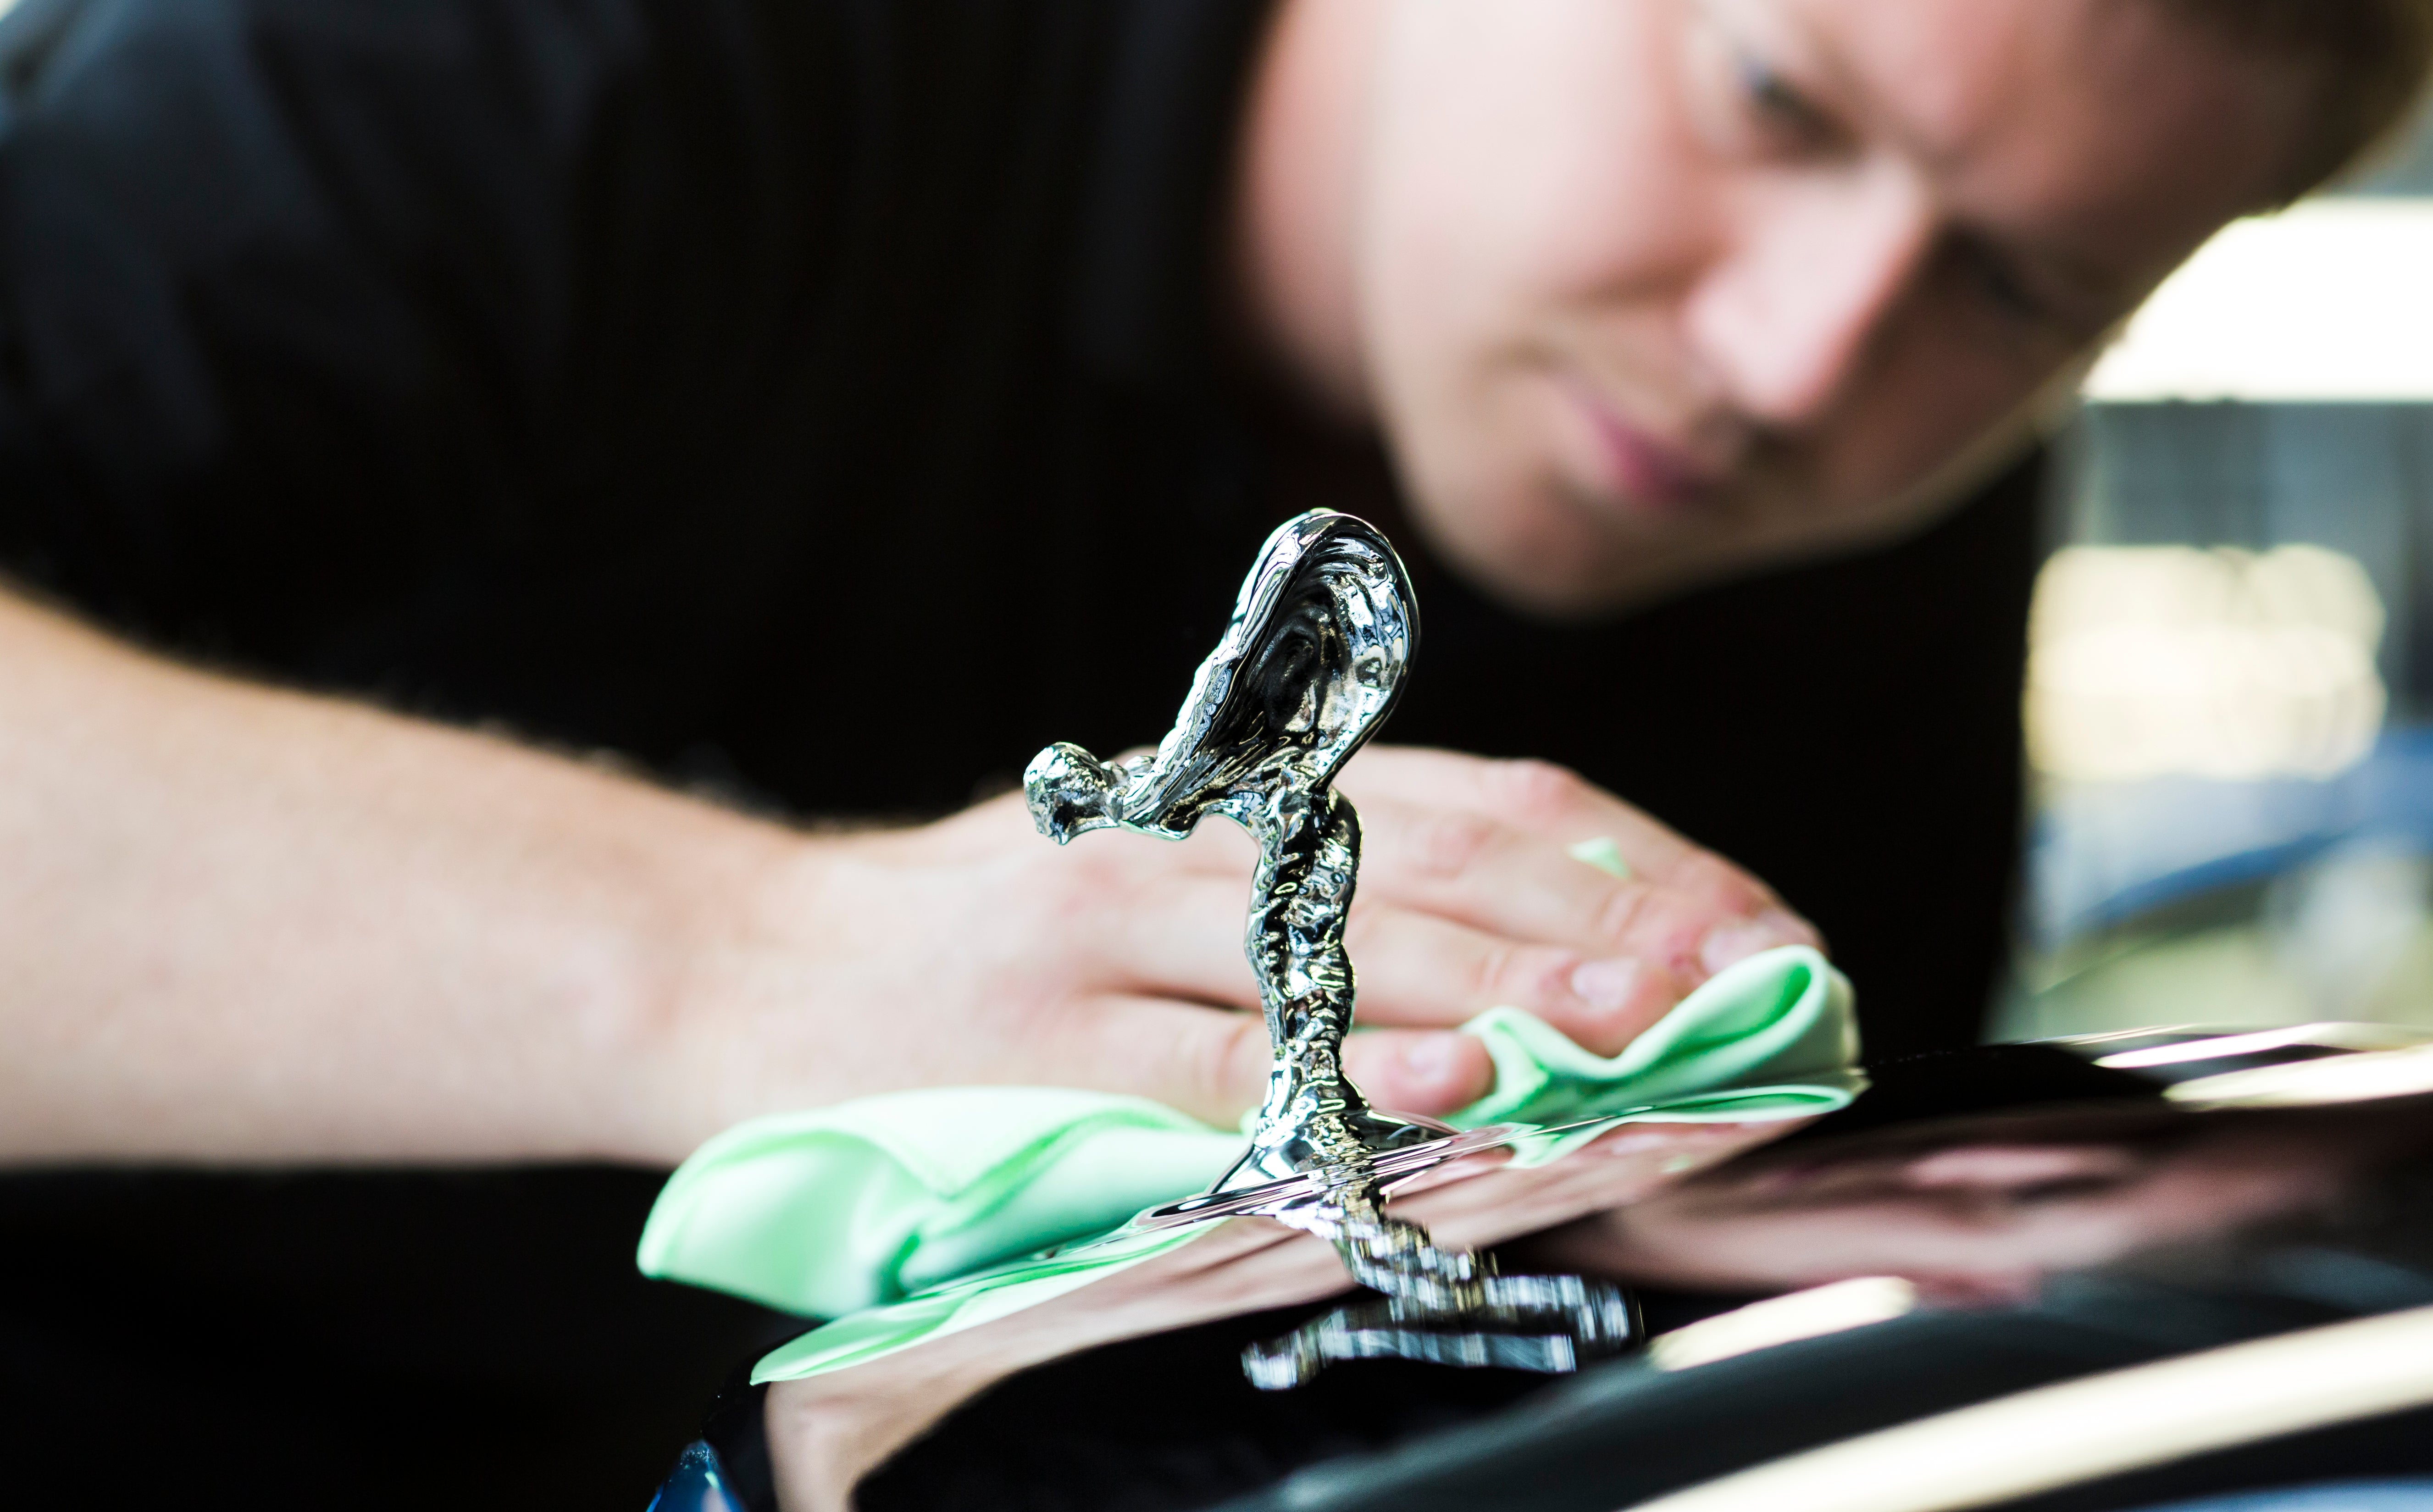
top-left (1355, 0), bottom-right (2315, 615)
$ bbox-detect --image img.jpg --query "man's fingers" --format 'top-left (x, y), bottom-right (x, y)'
top-left (1071, 998), bottom-right (1490, 1124)
top-left (1338, 747), bottom-right (1697, 879)
top-left (1091, 872), bottom-right (1266, 1006)
top-left (1340, 1027), bottom-right (1496, 1117)
top-left (974, 746), bottom-right (1814, 1130)
top-left (1064, 853), bottom-right (1806, 1025)
top-left (1351, 793), bottom-right (1812, 978)
top-left (1345, 905), bottom-right (1687, 1055)
top-left (1069, 996), bottom-right (1281, 1125)
top-left (1080, 782), bottom-right (1816, 1030)
top-left (1352, 792), bottom-right (1633, 942)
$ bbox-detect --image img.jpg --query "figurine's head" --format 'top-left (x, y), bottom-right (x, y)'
top-left (1024, 742), bottom-right (1127, 845)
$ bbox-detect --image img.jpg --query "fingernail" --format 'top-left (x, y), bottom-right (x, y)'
top-left (1569, 957), bottom-right (1645, 1014)
top-left (1699, 908), bottom-right (1812, 975)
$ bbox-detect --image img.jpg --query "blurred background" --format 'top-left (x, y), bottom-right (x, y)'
top-left (1996, 103), bottom-right (2433, 1040)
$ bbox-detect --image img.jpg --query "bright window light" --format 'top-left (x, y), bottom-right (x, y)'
top-left (1649, 1277), bottom-right (1918, 1373)
top-left (2025, 544), bottom-right (2386, 781)
top-left (2086, 199), bottom-right (2433, 402)
top-left (1632, 1304), bottom-right (2433, 1512)
top-left (2168, 1040), bottom-right (2433, 1108)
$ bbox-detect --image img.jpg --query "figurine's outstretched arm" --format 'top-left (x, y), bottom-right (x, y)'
top-left (1024, 510), bottom-right (1416, 849)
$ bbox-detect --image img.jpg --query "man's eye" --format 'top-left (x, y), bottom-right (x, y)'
top-left (1734, 50), bottom-right (1830, 144)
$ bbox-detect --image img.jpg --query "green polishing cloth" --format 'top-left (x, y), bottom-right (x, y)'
top-left (1458, 942), bottom-right (1859, 1127)
top-left (637, 1089), bottom-right (1243, 1322)
top-left (638, 944), bottom-right (1859, 1385)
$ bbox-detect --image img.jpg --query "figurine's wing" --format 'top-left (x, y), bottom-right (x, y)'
top-left (1125, 510), bottom-right (1417, 829)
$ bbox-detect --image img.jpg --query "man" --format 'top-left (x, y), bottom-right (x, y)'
top-left (0, 0), bottom-right (2417, 1500)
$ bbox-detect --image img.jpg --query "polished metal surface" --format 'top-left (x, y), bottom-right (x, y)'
top-left (1025, 509), bottom-right (1633, 1384)
top-left (729, 1036), bottom-right (2433, 1510)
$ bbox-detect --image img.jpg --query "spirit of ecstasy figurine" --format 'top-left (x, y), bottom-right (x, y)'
top-left (1027, 510), bottom-right (1635, 1387)
top-left (1026, 510), bottom-right (1435, 1188)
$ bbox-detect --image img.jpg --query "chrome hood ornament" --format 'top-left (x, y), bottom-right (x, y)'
top-left (1026, 510), bottom-right (1433, 1185)
top-left (1026, 510), bottom-right (1635, 1385)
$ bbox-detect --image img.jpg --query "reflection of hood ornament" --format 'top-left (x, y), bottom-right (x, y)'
top-left (1026, 510), bottom-right (1635, 1386)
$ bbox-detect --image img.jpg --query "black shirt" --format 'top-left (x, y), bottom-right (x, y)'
top-left (0, 0), bottom-right (2039, 1502)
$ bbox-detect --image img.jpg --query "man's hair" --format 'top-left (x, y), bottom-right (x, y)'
top-left (2158, 0), bottom-right (2433, 199)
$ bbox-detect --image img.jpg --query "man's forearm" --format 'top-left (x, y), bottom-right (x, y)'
top-left (0, 588), bottom-right (797, 1166)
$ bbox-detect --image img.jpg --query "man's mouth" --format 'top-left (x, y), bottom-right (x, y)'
top-left (1560, 378), bottom-right (1730, 516)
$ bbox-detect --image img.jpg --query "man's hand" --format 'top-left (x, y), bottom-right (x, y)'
top-left (0, 583), bottom-right (1814, 1165)
top-left (678, 746), bottom-right (1819, 1134)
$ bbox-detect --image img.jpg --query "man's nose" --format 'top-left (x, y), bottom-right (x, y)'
top-left (1684, 164), bottom-right (1937, 431)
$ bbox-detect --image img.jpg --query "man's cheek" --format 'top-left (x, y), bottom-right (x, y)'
top-left (1824, 334), bottom-right (2042, 501)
